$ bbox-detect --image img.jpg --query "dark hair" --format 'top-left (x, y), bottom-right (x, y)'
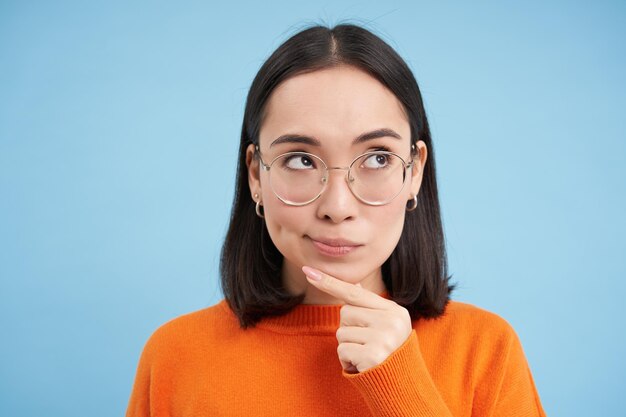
top-left (220, 23), bottom-right (454, 328)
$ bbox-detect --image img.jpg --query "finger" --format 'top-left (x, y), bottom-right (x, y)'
top-left (337, 342), bottom-right (366, 372)
top-left (302, 266), bottom-right (392, 309)
top-left (336, 326), bottom-right (373, 345)
top-left (341, 361), bottom-right (358, 374)
top-left (339, 304), bottom-right (379, 327)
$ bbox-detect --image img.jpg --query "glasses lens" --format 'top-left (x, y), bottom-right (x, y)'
top-left (269, 153), bottom-right (325, 204)
top-left (350, 152), bottom-right (407, 204)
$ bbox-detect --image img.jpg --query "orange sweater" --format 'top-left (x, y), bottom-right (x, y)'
top-left (126, 296), bottom-right (546, 416)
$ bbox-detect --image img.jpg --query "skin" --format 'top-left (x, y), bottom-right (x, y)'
top-left (246, 64), bottom-right (428, 372)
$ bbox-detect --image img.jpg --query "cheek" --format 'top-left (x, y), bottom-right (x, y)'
top-left (262, 198), bottom-right (309, 254)
top-left (369, 200), bottom-right (407, 250)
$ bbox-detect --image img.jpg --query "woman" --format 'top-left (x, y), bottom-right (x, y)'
top-left (126, 24), bottom-right (546, 416)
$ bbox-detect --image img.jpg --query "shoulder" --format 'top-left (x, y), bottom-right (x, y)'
top-left (441, 300), bottom-right (516, 335)
top-left (416, 302), bottom-right (545, 414)
top-left (140, 300), bottom-right (238, 359)
top-left (416, 300), bottom-right (520, 356)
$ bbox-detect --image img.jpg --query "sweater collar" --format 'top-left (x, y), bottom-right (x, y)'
top-left (254, 289), bottom-right (391, 335)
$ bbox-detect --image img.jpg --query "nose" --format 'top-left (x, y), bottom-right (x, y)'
top-left (315, 167), bottom-right (359, 223)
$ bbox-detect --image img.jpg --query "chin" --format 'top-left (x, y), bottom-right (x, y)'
top-left (314, 262), bottom-right (373, 283)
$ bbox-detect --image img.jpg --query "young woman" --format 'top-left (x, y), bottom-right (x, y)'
top-left (126, 24), bottom-right (546, 416)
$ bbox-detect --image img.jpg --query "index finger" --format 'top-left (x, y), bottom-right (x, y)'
top-left (302, 266), bottom-right (392, 309)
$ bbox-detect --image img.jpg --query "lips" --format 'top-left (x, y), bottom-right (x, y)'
top-left (306, 235), bottom-right (362, 256)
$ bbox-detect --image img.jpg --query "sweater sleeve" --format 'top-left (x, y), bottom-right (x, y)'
top-left (481, 327), bottom-right (546, 417)
top-left (342, 330), bottom-right (454, 417)
top-left (342, 326), bottom-right (547, 417)
top-left (125, 337), bottom-right (153, 417)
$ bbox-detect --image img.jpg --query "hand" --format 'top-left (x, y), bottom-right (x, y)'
top-left (302, 266), bottom-right (413, 374)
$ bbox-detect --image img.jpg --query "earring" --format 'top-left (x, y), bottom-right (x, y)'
top-left (406, 195), bottom-right (418, 212)
top-left (255, 201), bottom-right (265, 218)
top-left (254, 193), bottom-right (264, 218)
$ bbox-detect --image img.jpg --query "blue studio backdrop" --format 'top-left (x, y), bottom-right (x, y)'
top-left (1, 1), bottom-right (625, 416)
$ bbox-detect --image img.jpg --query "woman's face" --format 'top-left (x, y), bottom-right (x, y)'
top-left (246, 65), bottom-right (427, 303)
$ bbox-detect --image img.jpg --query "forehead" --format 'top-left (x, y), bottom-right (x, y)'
top-left (259, 65), bottom-right (410, 149)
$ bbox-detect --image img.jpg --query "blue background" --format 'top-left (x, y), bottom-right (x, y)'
top-left (1, 1), bottom-right (624, 416)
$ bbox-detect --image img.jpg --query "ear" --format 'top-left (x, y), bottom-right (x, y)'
top-left (245, 143), bottom-right (262, 200)
top-left (409, 140), bottom-right (428, 198)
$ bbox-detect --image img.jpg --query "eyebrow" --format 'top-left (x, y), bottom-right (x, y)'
top-left (269, 128), bottom-right (402, 148)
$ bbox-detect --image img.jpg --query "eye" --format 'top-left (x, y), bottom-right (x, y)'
top-left (282, 154), bottom-right (317, 170)
top-left (361, 153), bottom-right (390, 169)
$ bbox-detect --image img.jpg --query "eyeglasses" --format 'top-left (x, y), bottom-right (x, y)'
top-left (255, 145), bottom-right (416, 206)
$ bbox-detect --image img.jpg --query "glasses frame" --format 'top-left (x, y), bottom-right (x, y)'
top-left (255, 145), bottom-right (416, 206)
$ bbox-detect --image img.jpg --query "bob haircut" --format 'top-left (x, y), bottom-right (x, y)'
top-left (221, 23), bottom-right (454, 328)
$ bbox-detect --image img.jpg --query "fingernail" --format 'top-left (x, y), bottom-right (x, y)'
top-left (302, 266), bottom-right (322, 281)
